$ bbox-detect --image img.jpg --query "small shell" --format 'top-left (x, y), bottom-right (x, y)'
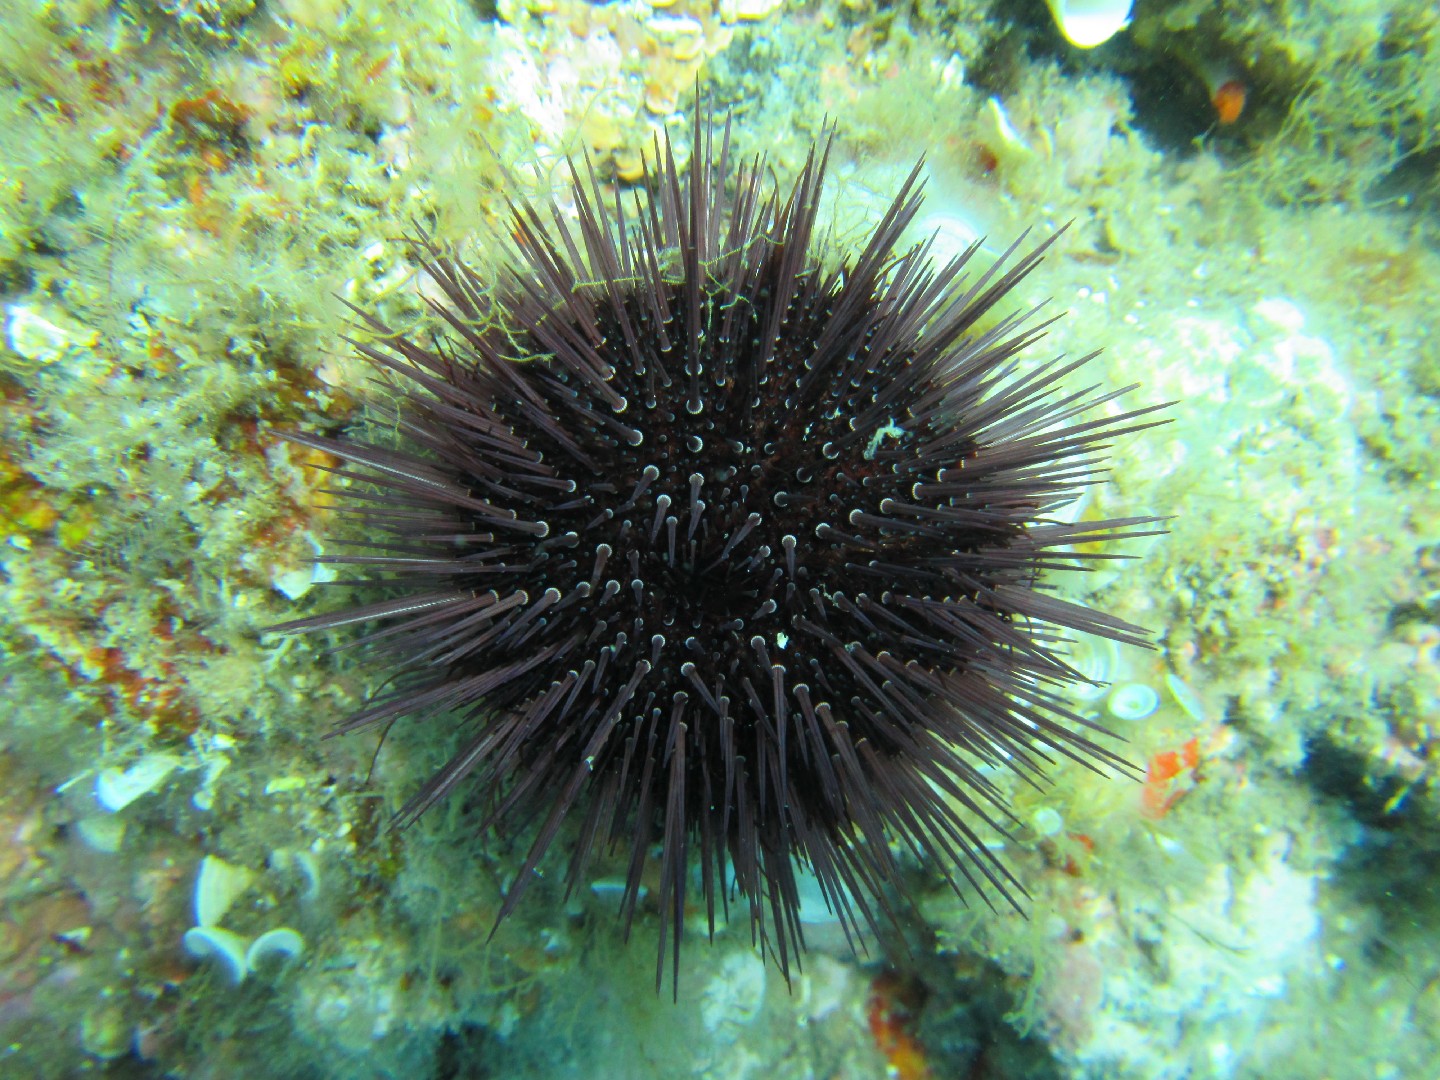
top-left (1107, 682), bottom-right (1160, 722)
top-left (4, 304), bottom-right (98, 368)
top-left (95, 754), bottom-right (182, 813)
top-left (1165, 673), bottom-right (1207, 723)
top-left (194, 855), bottom-right (254, 928)
top-left (1063, 635), bottom-right (1120, 701)
top-left (1030, 807), bottom-right (1064, 837)
top-left (914, 210), bottom-right (985, 272)
top-left (718, 0), bottom-right (782, 21)
top-left (270, 531), bottom-right (337, 601)
top-left (983, 97), bottom-right (1035, 162)
top-left (271, 847), bottom-right (322, 902)
top-left (1045, 0), bottom-right (1133, 48)
top-left (245, 928), bottom-right (305, 972)
top-left (75, 815), bottom-right (127, 853)
top-left (644, 13), bottom-right (703, 39)
top-left (183, 926), bottom-right (249, 985)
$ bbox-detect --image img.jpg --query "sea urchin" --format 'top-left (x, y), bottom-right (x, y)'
top-left (273, 112), bottom-right (1165, 992)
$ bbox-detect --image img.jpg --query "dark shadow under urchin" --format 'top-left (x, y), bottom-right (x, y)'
top-left (269, 109), bottom-right (1169, 995)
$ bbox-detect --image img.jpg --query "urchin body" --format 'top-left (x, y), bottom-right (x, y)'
top-left (275, 116), bottom-right (1162, 990)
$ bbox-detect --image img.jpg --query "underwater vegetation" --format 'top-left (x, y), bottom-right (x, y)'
top-left (0, 0), bottom-right (1437, 1075)
top-left (272, 108), bottom-right (1165, 993)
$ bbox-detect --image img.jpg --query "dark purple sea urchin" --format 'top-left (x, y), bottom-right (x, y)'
top-left (273, 112), bottom-right (1165, 991)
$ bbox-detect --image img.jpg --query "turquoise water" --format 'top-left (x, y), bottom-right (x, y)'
top-left (1, 1), bottom-right (1437, 1077)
